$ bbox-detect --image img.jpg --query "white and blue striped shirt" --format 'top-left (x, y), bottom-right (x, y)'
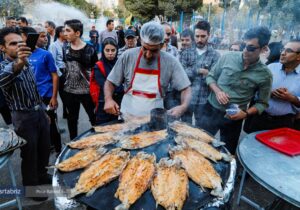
top-left (0, 59), bottom-right (42, 111)
top-left (265, 62), bottom-right (300, 116)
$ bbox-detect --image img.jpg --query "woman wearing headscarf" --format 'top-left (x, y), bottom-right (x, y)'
top-left (90, 37), bottom-right (124, 125)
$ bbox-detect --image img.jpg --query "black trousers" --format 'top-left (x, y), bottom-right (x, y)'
top-left (181, 104), bottom-right (206, 125)
top-left (42, 97), bottom-right (62, 153)
top-left (64, 92), bottom-right (95, 140)
top-left (197, 102), bottom-right (243, 154)
top-left (58, 72), bottom-right (67, 118)
top-left (11, 109), bottom-right (50, 186)
top-left (243, 111), bottom-right (295, 133)
top-left (0, 104), bottom-right (11, 125)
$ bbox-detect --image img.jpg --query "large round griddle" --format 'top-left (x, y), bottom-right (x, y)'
top-left (55, 121), bottom-right (233, 210)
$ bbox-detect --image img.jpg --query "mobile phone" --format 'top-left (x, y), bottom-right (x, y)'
top-left (26, 33), bottom-right (39, 51)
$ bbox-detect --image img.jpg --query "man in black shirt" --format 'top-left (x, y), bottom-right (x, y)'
top-left (63, 19), bottom-right (97, 140)
top-left (0, 27), bottom-right (50, 200)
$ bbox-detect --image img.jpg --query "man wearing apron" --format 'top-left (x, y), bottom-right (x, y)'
top-left (103, 21), bottom-right (191, 117)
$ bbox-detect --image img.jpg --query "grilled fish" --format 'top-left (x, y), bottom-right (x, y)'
top-left (93, 116), bottom-right (150, 133)
top-left (69, 148), bottom-right (130, 198)
top-left (169, 121), bottom-right (224, 147)
top-left (175, 136), bottom-right (232, 162)
top-left (115, 152), bottom-right (156, 210)
top-left (151, 158), bottom-right (188, 210)
top-left (118, 129), bottom-right (167, 149)
top-left (169, 145), bottom-right (223, 197)
top-left (67, 133), bottom-right (116, 149)
top-left (49, 147), bottom-right (107, 172)
top-left (94, 123), bottom-right (127, 133)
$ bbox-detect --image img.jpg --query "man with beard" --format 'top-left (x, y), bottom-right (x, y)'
top-left (104, 21), bottom-right (191, 117)
top-left (193, 20), bottom-right (220, 125)
top-left (197, 26), bottom-right (272, 154)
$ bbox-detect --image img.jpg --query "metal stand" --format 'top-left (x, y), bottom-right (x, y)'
top-left (236, 169), bottom-right (264, 210)
top-left (0, 155), bottom-right (22, 210)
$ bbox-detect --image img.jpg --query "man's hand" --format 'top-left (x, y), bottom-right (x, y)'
top-left (167, 105), bottom-right (187, 118)
top-left (227, 110), bottom-right (247, 120)
top-left (272, 88), bottom-right (296, 102)
top-left (216, 91), bottom-right (230, 105)
top-left (49, 97), bottom-right (58, 110)
top-left (16, 42), bottom-right (31, 65)
top-left (198, 68), bottom-right (209, 76)
top-left (104, 99), bottom-right (120, 115)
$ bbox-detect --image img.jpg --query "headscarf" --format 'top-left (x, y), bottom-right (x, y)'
top-left (101, 37), bottom-right (118, 74)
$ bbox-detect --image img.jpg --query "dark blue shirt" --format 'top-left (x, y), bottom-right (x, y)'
top-left (29, 48), bottom-right (57, 98)
top-left (0, 59), bottom-right (42, 111)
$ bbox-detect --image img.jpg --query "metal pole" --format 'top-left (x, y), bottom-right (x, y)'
top-left (179, 11), bottom-right (184, 33)
top-left (208, 3), bottom-right (212, 22)
top-left (221, 1), bottom-right (226, 37)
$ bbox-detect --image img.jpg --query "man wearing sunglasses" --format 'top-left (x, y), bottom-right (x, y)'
top-left (197, 26), bottom-right (272, 154)
top-left (244, 39), bottom-right (300, 132)
top-left (104, 21), bottom-right (191, 117)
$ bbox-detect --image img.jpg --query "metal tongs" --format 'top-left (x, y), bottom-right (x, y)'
top-left (118, 111), bottom-right (124, 121)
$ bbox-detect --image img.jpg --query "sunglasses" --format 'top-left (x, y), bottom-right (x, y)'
top-left (280, 48), bottom-right (300, 54)
top-left (245, 45), bottom-right (260, 52)
top-left (166, 32), bottom-right (171, 36)
top-left (142, 45), bottom-right (160, 54)
top-left (195, 35), bottom-right (207, 38)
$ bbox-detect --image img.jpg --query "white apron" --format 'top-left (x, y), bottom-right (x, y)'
top-left (121, 49), bottom-right (163, 116)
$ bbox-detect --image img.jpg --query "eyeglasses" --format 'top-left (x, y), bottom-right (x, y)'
top-left (142, 45), bottom-right (160, 54)
top-left (195, 35), bottom-right (207, 38)
top-left (245, 45), bottom-right (260, 52)
top-left (166, 32), bottom-right (171, 37)
top-left (280, 48), bottom-right (300, 54)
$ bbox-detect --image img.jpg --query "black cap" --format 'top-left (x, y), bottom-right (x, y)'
top-left (125, 29), bottom-right (136, 38)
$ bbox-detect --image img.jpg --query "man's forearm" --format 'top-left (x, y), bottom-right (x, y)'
top-left (180, 87), bottom-right (191, 109)
top-left (209, 82), bottom-right (222, 94)
top-left (104, 80), bottom-right (116, 101)
top-left (51, 72), bottom-right (59, 98)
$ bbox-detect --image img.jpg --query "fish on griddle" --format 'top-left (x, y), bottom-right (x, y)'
top-left (151, 158), bottom-right (189, 210)
top-left (48, 147), bottom-right (107, 172)
top-left (115, 152), bottom-right (156, 210)
top-left (169, 145), bottom-right (223, 197)
top-left (118, 129), bottom-right (167, 149)
top-left (93, 116), bottom-right (150, 133)
top-left (169, 121), bottom-right (224, 147)
top-left (67, 133), bottom-right (116, 149)
top-left (175, 136), bottom-right (232, 162)
top-left (69, 148), bottom-right (130, 198)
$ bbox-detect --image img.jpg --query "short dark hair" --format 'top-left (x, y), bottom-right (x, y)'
top-left (46, 20), bottom-right (56, 29)
top-left (106, 19), bottom-right (114, 27)
top-left (103, 37), bottom-right (118, 48)
top-left (6, 16), bottom-right (16, 21)
top-left (19, 27), bottom-right (37, 37)
top-left (243, 26), bottom-right (271, 47)
top-left (195, 20), bottom-right (211, 34)
top-left (17, 17), bottom-right (28, 25)
top-left (0, 27), bottom-right (21, 45)
top-left (55, 26), bottom-right (64, 39)
top-left (180, 29), bottom-right (194, 42)
top-left (64, 19), bottom-right (83, 37)
top-left (289, 39), bottom-right (300, 52)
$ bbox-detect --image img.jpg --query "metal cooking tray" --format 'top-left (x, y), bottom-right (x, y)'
top-left (56, 122), bottom-right (231, 210)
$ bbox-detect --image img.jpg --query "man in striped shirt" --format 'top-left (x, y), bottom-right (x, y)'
top-left (0, 27), bottom-right (51, 197)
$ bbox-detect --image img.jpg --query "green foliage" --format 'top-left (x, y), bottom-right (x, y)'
top-left (124, 0), bottom-right (202, 22)
top-left (103, 9), bottom-right (115, 18)
top-left (114, 4), bottom-right (131, 19)
top-left (0, 0), bottom-right (24, 17)
top-left (124, 0), bottom-right (158, 22)
top-left (55, 0), bottom-right (99, 18)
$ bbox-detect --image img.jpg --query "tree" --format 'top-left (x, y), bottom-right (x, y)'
top-left (124, 0), bottom-right (158, 22)
top-left (0, 0), bottom-right (24, 17)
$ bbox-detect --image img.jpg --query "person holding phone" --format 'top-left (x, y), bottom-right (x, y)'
top-left (0, 27), bottom-right (51, 200)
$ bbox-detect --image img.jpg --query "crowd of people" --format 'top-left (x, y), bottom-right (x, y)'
top-left (0, 15), bottom-right (300, 204)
